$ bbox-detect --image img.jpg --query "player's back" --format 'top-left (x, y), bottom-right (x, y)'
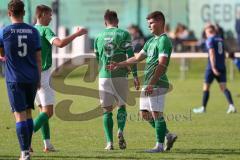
top-left (96, 27), bottom-right (131, 58)
top-left (206, 35), bottom-right (225, 70)
top-left (95, 27), bottom-right (133, 78)
top-left (0, 23), bottom-right (41, 83)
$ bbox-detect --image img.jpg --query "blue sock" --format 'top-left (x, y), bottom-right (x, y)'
top-left (16, 121), bottom-right (29, 151)
top-left (202, 91), bottom-right (209, 108)
top-left (27, 119), bottom-right (33, 147)
top-left (224, 89), bottom-right (233, 104)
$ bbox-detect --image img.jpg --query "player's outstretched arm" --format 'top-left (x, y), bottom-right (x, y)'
top-left (52, 27), bottom-right (88, 48)
top-left (107, 52), bottom-right (146, 71)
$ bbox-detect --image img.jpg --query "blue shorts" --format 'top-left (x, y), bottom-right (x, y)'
top-left (204, 69), bottom-right (226, 84)
top-left (6, 82), bottom-right (37, 112)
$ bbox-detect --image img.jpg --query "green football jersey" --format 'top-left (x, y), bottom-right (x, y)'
top-left (142, 33), bottom-right (172, 88)
top-left (35, 25), bottom-right (57, 71)
top-left (94, 27), bottom-right (137, 78)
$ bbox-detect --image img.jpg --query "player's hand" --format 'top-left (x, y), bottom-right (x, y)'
top-left (0, 56), bottom-right (6, 62)
top-left (106, 61), bottom-right (118, 71)
top-left (75, 27), bottom-right (88, 36)
top-left (134, 77), bottom-right (140, 90)
top-left (212, 68), bottom-right (220, 76)
top-left (145, 85), bottom-right (153, 96)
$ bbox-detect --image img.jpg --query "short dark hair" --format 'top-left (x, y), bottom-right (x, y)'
top-left (8, 0), bottom-right (24, 17)
top-left (104, 9), bottom-right (118, 24)
top-left (35, 5), bottom-right (52, 18)
top-left (146, 11), bottom-right (165, 24)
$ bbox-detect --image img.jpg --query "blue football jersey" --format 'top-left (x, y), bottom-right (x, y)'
top-left (0, 23), bottom-right (41, 83)
top-left (205, 35), bottom-right (225, 70)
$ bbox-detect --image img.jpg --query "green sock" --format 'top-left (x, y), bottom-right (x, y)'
top-left (148, 119), bottom-right (155, 128)
top-left (103, 112), bottom-right (113, 143)
top-left (34, 112), bottom-right (49, 133)
top-left (41, 120), bottom-right (50, 140)
top-left (117, 106), bottom-right (127, 132)
top-left (155, 117), bottom-right (167, 143)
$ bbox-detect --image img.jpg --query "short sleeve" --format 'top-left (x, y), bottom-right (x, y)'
top-left (142, 40), bottom-right (150, 55)
top-left (44, 27), bottom-right (57, 44)
top-left (124, 32), bottom-right (133, 51)
top-left (206, 38), bottom-right (214, 50)
top-left (124, 32), bottom-right (134, 56)
top-left (94, 37), bottom-right (98, 53)
top-left (0, 29), bottom-right (3, 48)
top-left (157, 38), bottom-right (170, 58)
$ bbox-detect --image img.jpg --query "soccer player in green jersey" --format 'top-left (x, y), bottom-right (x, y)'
top-left (33, 5), bottom-right (87, 152)
top-left (94, 9), bottom-right (140, 150)
top-left (107, 11), bottom-right (177, 152)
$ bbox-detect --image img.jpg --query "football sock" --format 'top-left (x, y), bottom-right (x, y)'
top-left (117, 106), bottom-right (127, 132)
top-left (202, 90), bottom-right (209, 108)
top-left (155, 117), bottom-right (166, 143)
top-left (41, 120), bottom-right (50, 140)
top-left (34, 112), bottom-right (49, 133)
top-left (16, 121), bottom-right (29, 151)
top-left (148, 119), bottom-right (169, 136)
top-left (103, 112), bottom-right (113, 143)
top-left (224, 89), bottom-right (234, 105)
top-left (26, 119), bottom-right (33, 147)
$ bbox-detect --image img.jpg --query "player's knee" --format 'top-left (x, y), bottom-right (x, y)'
top-left (26, 109), bottom-right (32, 119)
top-left (47, 111), bottom-right (53, 118)
top-left (140, 110), bottom-right (152, 121)
top-left (219, 86), bottom-right (226, 92)
top-left (103, 106), bottom-right (113, 113)
top-left (42, 109), bottom-right (53, 118)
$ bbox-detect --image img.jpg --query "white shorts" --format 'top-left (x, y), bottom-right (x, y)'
top-left (99, 77), bottom-right (128, 107)
top-left (139, 88), bottom-right (166, 112)
top-left (35, 69), bottom-right (55, 107)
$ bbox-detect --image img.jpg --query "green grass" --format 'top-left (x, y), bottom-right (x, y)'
top-left (0, 59), bottom-right (240, 160)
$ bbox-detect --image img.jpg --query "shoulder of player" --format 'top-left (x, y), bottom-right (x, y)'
top-left (158, 34), bottom-right (170, 42)
top-left (95, 31), bottom-right (103, 40)
top-left (35, 25), bottom-right (53, 33)
top-left (117, 28), bottom-right (128, 34)
top-left (145, 36), bottom-right (155, 43)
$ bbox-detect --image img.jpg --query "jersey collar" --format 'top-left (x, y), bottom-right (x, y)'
top-left (154, 33), bottom-right (166, 39)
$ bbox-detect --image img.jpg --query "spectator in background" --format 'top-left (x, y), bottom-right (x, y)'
top-left (164, 24), bottom-right (175, 40)
top-left (128, 24), bottom-right (145, 53)
top-left (174, 23), bottom-right (190, 40)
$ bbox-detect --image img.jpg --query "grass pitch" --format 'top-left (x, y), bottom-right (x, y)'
top-left (0, 59), bottom-right (240, 160)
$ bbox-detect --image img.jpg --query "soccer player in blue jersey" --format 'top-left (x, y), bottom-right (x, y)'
top-left (0, 0), bottom-right (41, 159)
top-left (193, 24), bottom-right (237, 114)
